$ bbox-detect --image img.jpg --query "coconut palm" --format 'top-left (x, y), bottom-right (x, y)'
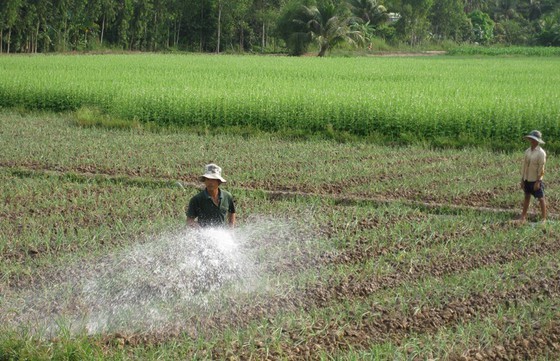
top-left (300, 0), bottom-right (364, 56)
top-left (349, 0), bottom-right (388, 26)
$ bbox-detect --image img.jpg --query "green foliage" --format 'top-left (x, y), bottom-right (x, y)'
top-left (374, 23), bottom-right (397, 42)
top-left (301, 0), bottom-right (364, 56)
top-left (468, 10), bottom-right (495, 44)
top-left (349, 0), bottom-right (388, 26)
top-left (74, 106), bottom-right (142, 130)
top-left (493, 18), bottom-right (533, 45)
top-left (1, 54), bottom-right (560, 153)
top-left (429, 0), bottom-right (471, 42)
top-left (536, 10), bottom-right (560, 46)
top-left (1, 0), bottom-right (560, 54)
top-left (447, 45), bottom-right (560, 56)
top-left (275, 0), bottom-right (314, 55)
top-left (393, 0), bottom-right (434, 45)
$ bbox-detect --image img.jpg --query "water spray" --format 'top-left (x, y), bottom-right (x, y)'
top-left (0, 215), bottom-right (325, 337)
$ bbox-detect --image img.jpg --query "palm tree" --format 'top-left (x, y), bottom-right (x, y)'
top-left (349, 0), bottom-right (388, 26)
top-left (300, 0), bottom-right (364, 56)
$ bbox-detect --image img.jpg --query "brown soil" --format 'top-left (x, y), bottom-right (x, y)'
top-left (104, 269), bottom-right (560, 360)
top-left (5, 163), bottom-right (557, 217)
top-left (4, 163), bottom-right (560, 359)
top-left (458, 322), bottom-right (560, 360)
top-left (98, 233), bottom-right (560, 357)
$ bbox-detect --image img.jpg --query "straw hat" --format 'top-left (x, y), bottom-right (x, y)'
top-left (524, 130), bottom-right (545, 144)
top-left (199, 163), bottom-right (226, 183)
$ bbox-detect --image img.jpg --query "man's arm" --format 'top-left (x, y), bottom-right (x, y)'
top-left (534, 152), bottom-right (546, 190)
top-left (538, 152), bottom-right (546, 180)
top-left (520, 151), bottom-right (528, 189)
top-left (227, 212), bottom-right (236, 228)
top-left (186, 195), bottom-right (199, 227)
top-left (187, 217), bottom-right (199, 228)
top-left (227, 193), bottom-right (236, 228)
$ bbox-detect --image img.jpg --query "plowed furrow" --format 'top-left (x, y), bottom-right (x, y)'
top-left (207, 272), bottom-right (560, 360)
top-left (115, 238), bottom-right (560, 346)
top-left (4, 165), bottom-right (552, 218)
top-left (457, 321), bottom-right (560, 360)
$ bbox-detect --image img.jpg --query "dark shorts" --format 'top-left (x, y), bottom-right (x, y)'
top-left (524, 180), bottom-right (545, 199)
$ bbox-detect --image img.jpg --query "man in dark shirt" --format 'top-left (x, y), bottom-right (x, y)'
top-left (186, 163), bottom-right (236, 228)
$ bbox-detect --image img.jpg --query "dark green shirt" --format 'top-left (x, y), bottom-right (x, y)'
top-left (186, 188), bottom-right (236, 227)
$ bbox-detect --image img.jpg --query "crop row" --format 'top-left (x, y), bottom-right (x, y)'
top-left (0, 54), bottom-right (559, 150)
top-left (2, 169), bottom-right (559, 359)
top-left (2, 111), bottom-right (558, 215)
top-left (2, 110), bottom-right (560, 359)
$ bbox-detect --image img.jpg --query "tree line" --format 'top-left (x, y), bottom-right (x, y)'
top-left (0, 0), bottom-right (559, 55)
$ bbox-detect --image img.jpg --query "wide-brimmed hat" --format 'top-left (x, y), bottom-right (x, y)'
top-left (199, 163), bottom-right (226, 183)
top-left (524, 130), bottom-right (545, 144)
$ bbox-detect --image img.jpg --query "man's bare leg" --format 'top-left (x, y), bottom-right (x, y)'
top-left (539, 197), bottom-right (547, 223)
top-left (520, 193), bottom-right (531, 223)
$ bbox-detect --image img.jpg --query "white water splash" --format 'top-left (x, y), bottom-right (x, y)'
top-left (1, 217), bottom-right (324, 337)
top-left (79, 226), bottom-right (255, 334)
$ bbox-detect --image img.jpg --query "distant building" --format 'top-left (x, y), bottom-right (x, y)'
top-left (387, 13), bottom-right (401, 23)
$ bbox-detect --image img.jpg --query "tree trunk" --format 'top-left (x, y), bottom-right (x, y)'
top-left (216, 2), bottom-right (222, 53)
top-left (199, 0), bottom-right (204, 52)
top-left (176, 20), bottom-right (180, 47)
top-left (166, 26), bottom-right (169, 48)
top-left (318, 43), bottom-right (328, 57)
top-left (101, 15), bottom-right (105, 45)
top-left (35, 21), bottom-right (40, 53)
top-left (7, 28), bottom-right (11, 54)
top-left (153, 12), bottom-right (157, 50)
top-left (261, 21), bottom-right (265, 53)
top-left (0, 30), bottom-right (3, 53)
top-left (174, 19), bottom-right (180, 47)
top-left (63, 18), bottom-right (67, 52)
top-left (239, 24), bottom-right (243, 52)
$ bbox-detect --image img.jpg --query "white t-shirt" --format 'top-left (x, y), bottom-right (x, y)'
top-left (521, 146), bottom-right (546, 182)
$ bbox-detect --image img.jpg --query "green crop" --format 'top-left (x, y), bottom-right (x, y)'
top-left (2, 92), bottom-right (560, 358)
top-left (0, 54), bottom-right (559, 151)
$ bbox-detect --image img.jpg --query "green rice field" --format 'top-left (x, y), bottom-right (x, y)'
top-left (2, 52), bottom-right (560, 359)
top-left (0, 54), bottom-right (559, 151)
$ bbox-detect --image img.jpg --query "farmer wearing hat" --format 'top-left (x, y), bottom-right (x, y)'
top-left (186, 163), bottom-right (236, 228)
top-left (519, 130), bottom-right (547, 223)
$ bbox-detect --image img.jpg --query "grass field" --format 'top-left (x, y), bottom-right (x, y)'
top-left (0, 53), bottom-right (559, 152)
top-left (1, 110), bottom-right (560, 360)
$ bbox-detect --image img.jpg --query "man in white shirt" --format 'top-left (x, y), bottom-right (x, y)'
top-left (520, 130), bottom-right (547, 223)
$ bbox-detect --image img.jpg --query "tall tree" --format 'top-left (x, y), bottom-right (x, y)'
top-left (114, 0), bottom-right (133, 49)
top-left (16, 0), bottom-right (38, 52)
top-left (231, 0), bottom-right (252, 51)
top-left (67, 0), bottom-right (98, 50)
top-left (128, 0), bottom-right (152, 50)
top-left (51, 0), bottom-right (73, 51)
top-left (491, 0), bottom-right (519, 21)
top-left (536, 9), bottom-right (560, 46)
top-left (99, 0), bottom-right (117, 45)
top-left (393, 0), bottom-right (434, 45)
top-left (276, 0), bottom-right (313, 55)
top-left (349, 0), bottom-right (388, 26)
top-left (1, 0), bottom-right (23, 53)
top-left (34, 0), bottom-right (51, 51)
top-left (462, 0), bottom-right (487, 13)
top-left (301, 0), bottom-right (364, 56)
top-left (251, 0), bottom-right (284, 52)
top-left (430, 0), bottom-right (470, 41)
top-left (216, 0), bottom-right (222, 52)
top-left (468, 9), bottom-right (494, 43)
